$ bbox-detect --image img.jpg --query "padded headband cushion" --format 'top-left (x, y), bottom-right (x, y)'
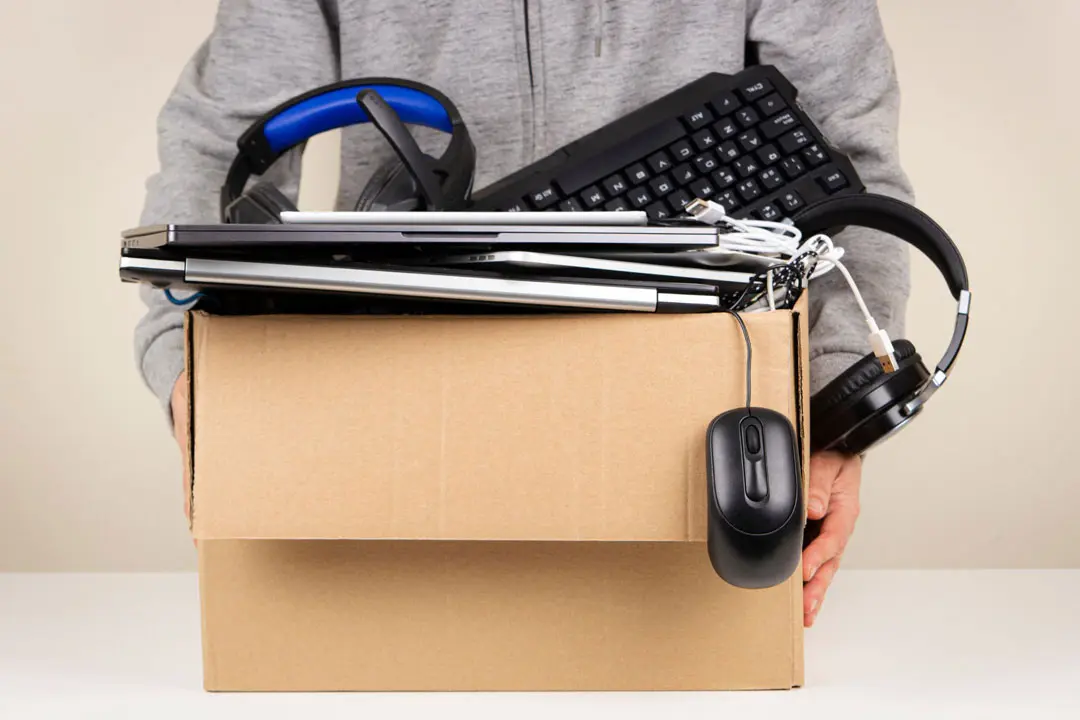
top-left (263, 84), bottom-right (455, 155)
top-left (812, 340), bottom-right (918, 418)
top-left (792, 193), bottom-right (968, 299)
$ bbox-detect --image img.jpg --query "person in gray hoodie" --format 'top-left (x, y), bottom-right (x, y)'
top-left (136, 0), bottom-right (912, 627)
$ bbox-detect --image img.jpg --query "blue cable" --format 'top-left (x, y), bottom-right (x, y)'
top-left (164, 288), bottom-right (204, 306)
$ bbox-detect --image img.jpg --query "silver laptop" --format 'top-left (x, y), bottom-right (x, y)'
top-left (119, 255), bottom-right (730, 312)
top-left (121, 222), bottom-right (722, 250)
top-left (412, 250), bottom-right (755, 289)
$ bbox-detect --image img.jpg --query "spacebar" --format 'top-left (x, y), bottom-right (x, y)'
top-left (554, 118), bottom-right (686, 196)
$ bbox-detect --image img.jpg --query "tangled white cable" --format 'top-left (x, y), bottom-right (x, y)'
top-left (684, 198), bottom-right (899, 373)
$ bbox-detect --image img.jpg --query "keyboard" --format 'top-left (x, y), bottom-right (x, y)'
top-left (468, 65), bottom-right (864, 222)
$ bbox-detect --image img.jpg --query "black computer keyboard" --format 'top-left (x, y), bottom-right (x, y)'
top-left (468, 65), bottom-right (864, 222)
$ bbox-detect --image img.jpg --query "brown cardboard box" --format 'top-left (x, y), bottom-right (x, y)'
top-left (185, 299), bottom-right (810, 691)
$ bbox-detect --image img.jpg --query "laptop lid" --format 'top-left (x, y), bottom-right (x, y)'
top-left (414, 250), bottom-right (755, 289)
top-left (118, 256), bottom-right (721, 313)
top-left (120, 223), bottom-right (721, 251)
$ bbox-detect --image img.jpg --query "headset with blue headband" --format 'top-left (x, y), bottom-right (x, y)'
top-left (220, 78), bottom-right (476, 222)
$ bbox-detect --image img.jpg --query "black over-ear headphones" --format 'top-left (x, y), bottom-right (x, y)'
top-left (220, 78), bottom-right (476, 223)
top-left (793, 193), bottom-right (971, 456)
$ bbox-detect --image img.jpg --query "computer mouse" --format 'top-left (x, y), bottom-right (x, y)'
top-left (706, 407), bottom-right (803, 589)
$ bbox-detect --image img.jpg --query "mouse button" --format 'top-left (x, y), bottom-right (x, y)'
top-left (758, 412), bottom-right (800, 518)
top-left (707, 411), bottom-right (751, 516)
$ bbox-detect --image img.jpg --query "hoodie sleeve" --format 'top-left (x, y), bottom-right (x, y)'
top-left (133, 0), bottom-right (339, 422)
top-left (746, 0), bottom-right (914, 396)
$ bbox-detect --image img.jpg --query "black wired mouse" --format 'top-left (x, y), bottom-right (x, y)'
top-left (706, 407), bottom-right (803, 589)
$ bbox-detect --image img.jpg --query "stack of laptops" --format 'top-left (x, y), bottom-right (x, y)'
top-left (119, 210), bottom-right (770, 315)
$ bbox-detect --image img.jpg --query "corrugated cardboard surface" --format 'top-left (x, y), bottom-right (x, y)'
top-left (189, 303), bottom-right (809, 691)
top-left (199, 540), bottom-right (800, 691)
top-left (190, 310), bottom-right (801, 542)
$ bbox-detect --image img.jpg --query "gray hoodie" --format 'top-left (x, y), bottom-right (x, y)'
top-left (135, 0), bottom-right (911, 416)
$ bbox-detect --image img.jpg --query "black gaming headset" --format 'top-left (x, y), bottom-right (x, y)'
top-left (220, 78), bottom-right (476, 223)
top-left (792, 192), bottom-right (971, 457)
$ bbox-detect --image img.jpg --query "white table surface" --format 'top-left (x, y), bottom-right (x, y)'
top-left (1, 570), bottom-right (1078, 719)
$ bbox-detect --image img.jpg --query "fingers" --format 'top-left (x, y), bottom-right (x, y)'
top-left (806, 451), bottom-right (844, 520)
top-left (802, 489), bottom-right (858, 582)
top-left (803, 456), bottom-right (861, 583)
top-left (803, 557), bottom-right (840, 626)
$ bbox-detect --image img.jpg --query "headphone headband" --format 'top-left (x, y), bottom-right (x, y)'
top-left (793, 193), bottom-right (970, 415)
top-left (793, 193), bottom-right (968, 297)
top-left (220, 77), bottom-right (474, 219)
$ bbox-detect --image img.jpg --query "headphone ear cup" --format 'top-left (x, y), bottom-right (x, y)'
top-left (224, 181), bottom-right (298, 224)
top-left (356, 155), bottom-right (442, 212)
top-left (810, 339), bottom-right (928, 453)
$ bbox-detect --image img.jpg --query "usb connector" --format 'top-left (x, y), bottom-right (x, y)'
top-left (868, 322), bottom-right (899, 373)
top-left (685, 197), bottom-right (728, 225)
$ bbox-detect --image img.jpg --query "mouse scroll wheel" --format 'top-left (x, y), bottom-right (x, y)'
top-left (745, 425), bottom-right (762, 455)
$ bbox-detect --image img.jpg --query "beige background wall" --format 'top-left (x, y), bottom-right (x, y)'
top-left (0, 1), bottom-right (1076, 571)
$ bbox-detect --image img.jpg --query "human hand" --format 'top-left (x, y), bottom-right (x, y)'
top-left (170, 371), bottom-right (193, 528)
top-left (802, 450), bottom-right (862, 627)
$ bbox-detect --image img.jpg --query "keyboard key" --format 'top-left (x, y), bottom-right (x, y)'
top-left (779, 127), bottom-right (812, 154)
top-left (627, 186), bottom-right (653, 208)
top-left (713, 117), bottom-right (739, 140)
top-left (580, 185), bottom-right (605, 208)
top-left (710, 92), bottom-right (740, 116)
top-left (693, 153), bottom-right (719, 174)
top-left (645, 200), bottom-right (673, 220)
top-left (757, 144), bottom-right (782, 165)
top-left (758, 167), bottom-right (784, 190)
top-left (818, 169), bottom-right (849, 193)
top-left (506, 200), bottom-right (527, 212)
top-left (757, 203), bottom-right (782, 221)
top-left (668, 139), bottom-right (695, 162)
top-left (625, 162), bottom-right (650, 185)
top-left (712, 167), bottom-right (737, 189)
top-left (734, 156), bottom-right (761, 178)
top-left (559, 197), bottom-right (584, 212)
top-left (672, 163), bottom-right (697, 186)
top-left (604, 197), bottom-right (631, 211)
top-left (684, 106), bottom-right (714, 130)
top-left (737, 129), bottom-right (762, 152)
top-left (528, 185), bottom-right (560, 209)
top-left (691, 127), bottom-right (718, 151)
top-left (735, 107), bottom-right (760, 128)
top-left (756, 93), bottom-right (785, 117)
top-left (760, 110), bottom-right (798, 140)
top-left (716, 190), bottom-right (740, 213)
top-left (689, 177), bottom-right (716, 199)
top-left (802, 143), bottom-right (829, 167)
top-left (717, 141), bottom-right (740, 162)
top-left (647, 150), bottom-right (673, 173)
top-left (780, 155), bottom-right (806, 178)
top-left (668, 189), bottom-right (693, 211)
top-left (738, 78), bottom-right (774, 102)
top-left (554, 118), bottom-right (684, 195)
top-left (649, 174), bottom-right (675, 197)
top-left (736, 178), bottom-right (762, 202)
top-left (779, 190), bottom-right (804, 212)
top-left (602, 173), bottom-right (629, 197)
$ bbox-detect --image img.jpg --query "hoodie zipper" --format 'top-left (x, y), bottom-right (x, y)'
top-left (523, 0), bottom-right (535, 90)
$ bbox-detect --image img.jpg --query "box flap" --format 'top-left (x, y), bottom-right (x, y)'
top-left (191, 307), bottom-right (803, 541)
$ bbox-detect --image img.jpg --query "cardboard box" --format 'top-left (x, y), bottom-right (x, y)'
top-left (186, 300), bottom-right (810, 691)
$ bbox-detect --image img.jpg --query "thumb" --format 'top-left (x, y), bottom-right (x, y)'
top-left (807, 452), bottom-right (842, 520)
